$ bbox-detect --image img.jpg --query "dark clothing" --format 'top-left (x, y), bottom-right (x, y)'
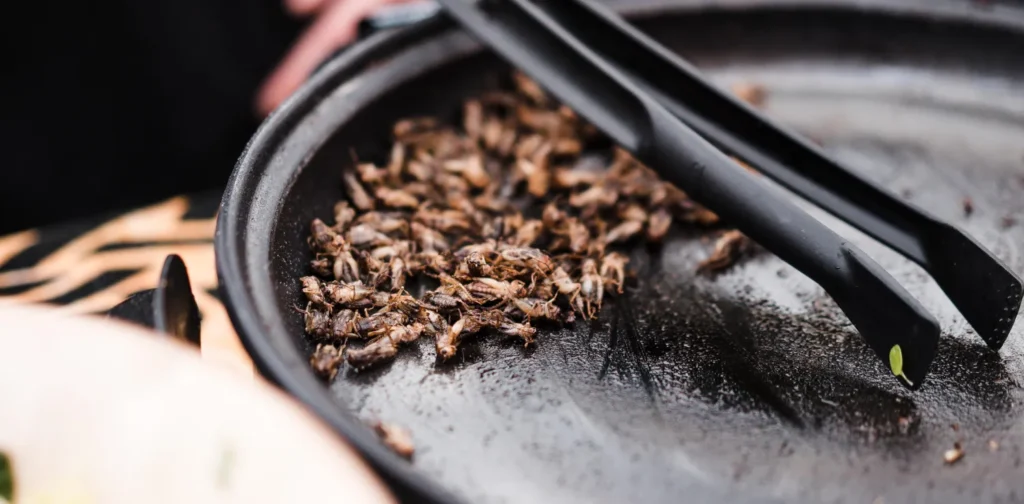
top-left (1, 1), bottom-right (302, 233)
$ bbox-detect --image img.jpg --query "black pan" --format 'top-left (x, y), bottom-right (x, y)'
top-left (215, 1), bottom-right (1024, 502)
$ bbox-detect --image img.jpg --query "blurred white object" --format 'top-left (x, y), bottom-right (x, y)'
top-left (0, 303), bottom-right (394, 504)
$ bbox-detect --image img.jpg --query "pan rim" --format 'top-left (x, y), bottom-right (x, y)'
top-left (215, 1), bottom-right (1024, 502)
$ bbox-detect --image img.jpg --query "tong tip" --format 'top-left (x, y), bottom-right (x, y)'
top-left (926, 223), bottom-right (1022, 351)
top-left (839, 246), bottom-right (939, 390)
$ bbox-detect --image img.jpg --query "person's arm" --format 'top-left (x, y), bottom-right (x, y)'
top-left (257, 0), bottom-right (416, 114)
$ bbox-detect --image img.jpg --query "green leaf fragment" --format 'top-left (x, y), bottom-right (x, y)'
top-left (889, 345), bottom-right (903, 375)
top-left (0, 450), bottom-right (13, 502)
top-left (889, 344), bottom-right (913, 386)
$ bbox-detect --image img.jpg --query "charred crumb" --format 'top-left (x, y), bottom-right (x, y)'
top-left (944, 442), bottom-right (964, 465)
top-left (297, 71), bottom-right (732, 376)
top-left (372, 421), bottom-right (416, 459)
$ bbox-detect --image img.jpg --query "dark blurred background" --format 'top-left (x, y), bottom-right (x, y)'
top-left (1, 1), bottom-right (301, 234)
top-left (1, 0), bottom-right (1020, 235)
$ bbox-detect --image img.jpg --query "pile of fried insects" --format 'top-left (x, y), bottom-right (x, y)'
top-left (301, 73), bottom-right (752, 381)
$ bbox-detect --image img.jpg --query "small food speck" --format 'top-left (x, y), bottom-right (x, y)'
top-left (962, 197), bottom-right (974, 217)
top-left (944, 442), bottom-right (964, 465)
top-left (730, 82), bottom-right (766, 107)
top-left (373, 421), bottom-right (415, 460)
top-left (989, 439), bottom-right (999, 452)
top-left (1001, 216), bottom-right (1017, 229)
top-left (951, 423), bottom-right (960, 432)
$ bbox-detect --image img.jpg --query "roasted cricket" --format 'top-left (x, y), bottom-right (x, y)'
top-left (298, 72), bottom-right (742, 376)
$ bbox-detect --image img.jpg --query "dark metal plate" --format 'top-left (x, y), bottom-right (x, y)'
top-left (217, 2), bottom-right (1024, 503)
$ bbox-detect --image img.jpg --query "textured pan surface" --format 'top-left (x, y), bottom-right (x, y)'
top-left (217, 2), bottom-right (1024, 503)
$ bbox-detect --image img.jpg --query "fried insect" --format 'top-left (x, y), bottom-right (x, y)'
top-left (514, 72), bottom-right (548, 105)
top-left (304, 303), bottom-right (332, 338)
top-left (330, 309), bottom-right (359, 341)
top-left (507, 297), bottom-right (562, 322)
top-left (600, 252), bottom-right (629, 294)
top-left (375, 187), bottom-right (420, 209)
top-left (334, 250), bottom-right (361, 283)
top-left (437, 273), bottom-right (480, 303)
top-left (461, 250), bottom-right (494, 279)
top-left (617, 203), bottom-right (648, 223)
top-left (311, 344), bottom-right (344, 381)
top-left (512, 219), bottom-right (545, 247)
top-left (579, 259), bottom-right (604, 318)
top-left (646, 207), bottom-right (672, 242)
top-left (422, 291), bottom-right (468, 314)
top-left (603, 220), bottom-right (644, 246)
top-left (370, 241), bottom-right (414, 262)
top-left (466, 278), bottom-right (528, 304)
top-left (698, 230), bottom-right (752, 273)
top-left (569, 183), bottom-right (619, 208)
top-left (301, 276), bottom-right (326, 305)
top-left (334, 201), bottom-right (357, 231)
top-left (355, 311), bottom-right (409, 338)
top-left (496, 246), bottom-right (555, 278)
top-left (529, 275), bottom-right (556, 300)
top-left (310, 256), bottom-right (332, 277)
top-left (343, 171), bottom-right (375, 211)
top-left (444, 155), bottom-right (491, 188)
top-left (373, 421), bottom-right (416, 460)
top-left (411, 222), bottom-right (450, 252)
top-left (414, 208), bottom-right (472, 233)
top-left (346, 323), bottom-right (425, 369)
top-left (496, 320), bottom-right (537, 347)
top-left (324, 281), bottom-right (376, 305)
top-left (356, 211), bottom-right (410, 234)
top-left (436, 310), bottom-right (505, 360)
top-left (357, 162), bottom-right (388, 185)
top-left (421, 309), bottom-right (451, 338)
top-left (388, 257), bottom-right (408, 292)
top-left (552, 267), bottom-right (584, 315)
top-left (552, 166), bottom-right (596, 188)
top-left (436, 317), bottom-right (476, 360)
top-left (309, 218), bottom-right (343, 255)
top-left (413, 250), bottom-right (455, 274)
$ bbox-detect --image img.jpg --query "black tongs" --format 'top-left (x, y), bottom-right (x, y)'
top-left (434, 0), bottom-right (1022, 388)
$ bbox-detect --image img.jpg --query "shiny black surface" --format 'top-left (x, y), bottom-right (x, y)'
top-left (108, 254), bottom-right (201, 345)
top-left (217, 2), bottom-right (1024, 502)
